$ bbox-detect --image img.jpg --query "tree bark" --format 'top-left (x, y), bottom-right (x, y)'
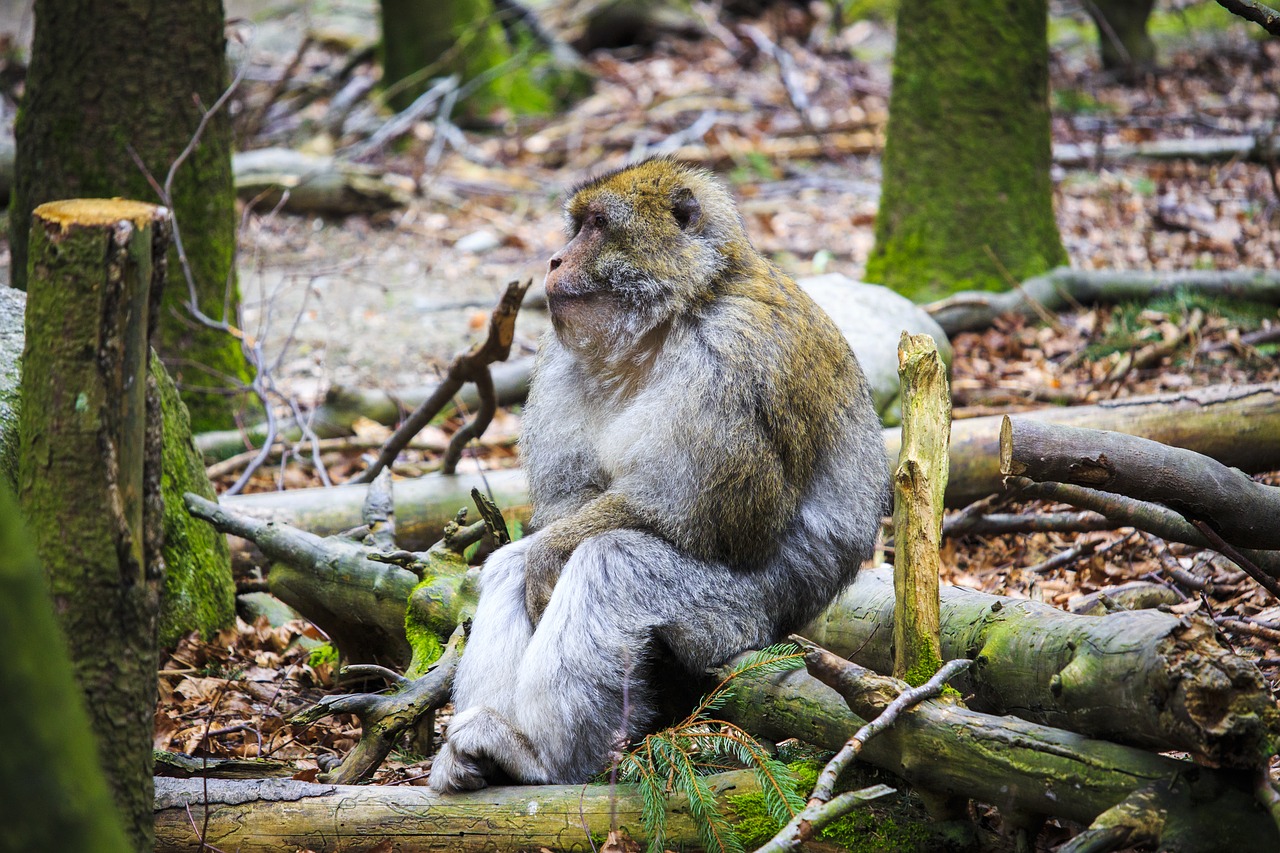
top-left (866, 0), bottom-right (1067, 300)
top-left (12, 0), bottom-right (251, 432)
top-left (0, 483), bottom-right (131, 852)
top-left (891, 333), bottom-right (949, 683)
top-left (1001, 416), bottom-right (1280, 550)
top-left (0, 287), bottom-right (236, 645)
top-left (18, 199), bottom-right (169, 852)
top-left (808, 568), bottom-right (1280, 769)
top-left (154, 770), bottom-right (764, 852)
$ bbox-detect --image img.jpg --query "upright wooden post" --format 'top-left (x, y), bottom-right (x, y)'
top-left (892, 332), bottom-right (951, 684)
top-left (18, 199), bottom-right (170, 851)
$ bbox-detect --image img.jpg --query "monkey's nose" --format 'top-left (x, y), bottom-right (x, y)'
top-left (548, 257), bottom-right (562, 272)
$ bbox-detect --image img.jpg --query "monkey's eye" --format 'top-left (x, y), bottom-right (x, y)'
top-left (589, 212), bottom-right (608, 230)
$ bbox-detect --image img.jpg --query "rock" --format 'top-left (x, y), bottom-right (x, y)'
top-left (799, 274), bottom-right (952, 424)
top-left (238, 592), bottom-right (304, 627)
top-left (454, 229), bottom-right (501, 254)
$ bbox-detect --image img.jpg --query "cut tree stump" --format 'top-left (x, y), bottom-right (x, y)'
top-left (18, 199), bottom-right (169, 849)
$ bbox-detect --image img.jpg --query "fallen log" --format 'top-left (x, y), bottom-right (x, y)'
top-left (1053, 134), bottom-right (1280, 168)
top-left (232, 147), bottom-right (413, 215)
top-left (153, 661), bottom-right (1280, 853)
top-left (723, 657), bottom-right (1278, 851)
top-left (807, 569), bottom-right (1280, 768)
top-left (1001, 416), bottom-right (1280, 550)
top-left (195, 357), bottom-right (533, 462)
top-left (153, 771), bottom-right (764, 852)
top-left (219, 383), bottom-right (1280, 543)
top-left (219, 467), bottom-right (531, 560)
top-left (897, 381), bottom-right (1280, 507)
top-left (928, 267), bottom-right (1280, 336)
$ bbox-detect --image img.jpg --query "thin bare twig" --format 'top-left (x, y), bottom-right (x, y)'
top-left (351, 279), bottom-right (531, 484)
top-left (1216, 0), bottom-right (1280, 36)
top-left (753, 658), bottom-right (971, 853)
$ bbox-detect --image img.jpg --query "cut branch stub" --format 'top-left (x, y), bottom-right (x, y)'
top-left (891, 332), bottom-right (950, 683)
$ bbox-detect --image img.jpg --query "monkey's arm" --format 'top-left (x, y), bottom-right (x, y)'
top-left (524, 491), bottom-right (652, 622)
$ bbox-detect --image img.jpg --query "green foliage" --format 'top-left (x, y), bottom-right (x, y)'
top-left (834, 0), bottom-right (899, 24)
top-left (308, 642), bottom-right (340, 669)
top-left (1052, 88), bottom-right (1115, 115)
top-left (617, 644), bottom-right (806, 853)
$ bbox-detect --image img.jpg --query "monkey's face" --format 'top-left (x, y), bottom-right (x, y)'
top-left (543, 161), bottom-right (740, 357)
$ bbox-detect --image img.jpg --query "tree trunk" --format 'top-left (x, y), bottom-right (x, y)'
top-left (0, 483), bottom-right (131, 853)
top-left (866, 0), bottom-right (1067, 301)
top-left (378, 0), bottom-right (588, 120)
top-left (1086, 0), bottom-right (1157, 79)
top-left (18, 199), bottom-right (169, 852)
top-left (0, 286), bottom-right (234, 646)
top-left (11, 0), bottom-right (251, 432)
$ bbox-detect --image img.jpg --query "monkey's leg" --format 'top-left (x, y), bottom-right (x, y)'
top-left (429, 537), bottom-right (536, 792)
top-left (500, 529), bottom-right (783, 784)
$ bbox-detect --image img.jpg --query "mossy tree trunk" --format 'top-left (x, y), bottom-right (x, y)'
top-left (865, 0), bottom-right (1068, 302)
top-left (11, 0), bottom-right (252, 432)
top-left (1086, 0), bottom-right (1157, 79)
top-left (379, 0), bottom-right (588, 121)
top-left (0, 288), bottom-right (235, 647)
top-left (18, 200), bottom-right (169, 852)
top-left (0, 482), bottom-right (132, 853)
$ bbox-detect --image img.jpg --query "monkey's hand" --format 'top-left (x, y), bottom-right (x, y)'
top-left (524, 533), bottom-right (573, 626)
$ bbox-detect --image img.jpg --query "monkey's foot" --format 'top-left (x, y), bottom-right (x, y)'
top-left (428, 742), bottom-right (489, 793)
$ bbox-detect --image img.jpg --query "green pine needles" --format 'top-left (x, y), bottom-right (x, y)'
top-left (616, 644), bottom-right (807, 853)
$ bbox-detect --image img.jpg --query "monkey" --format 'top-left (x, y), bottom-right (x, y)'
top-left (428, 159), bottom-right (888, 792)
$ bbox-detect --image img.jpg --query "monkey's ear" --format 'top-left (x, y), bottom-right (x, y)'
top-left (672, 188), bottom-right (701, 230)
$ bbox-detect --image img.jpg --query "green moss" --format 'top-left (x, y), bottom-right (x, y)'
top-left (866, 0), bottom-right (1067, 302)
top-left (728, 760), bottom-right (936, 852)
top-left (902, 646), bottom-right (944, 688)
top-left (308, 642), bottom-right (340, 669)
top-left (154, 352), bottom-right (236, 647)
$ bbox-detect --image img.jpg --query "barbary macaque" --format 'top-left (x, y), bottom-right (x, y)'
top-left (429, 159), bottom-right (888, 791)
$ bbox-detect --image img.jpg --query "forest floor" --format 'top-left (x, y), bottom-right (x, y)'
top-left (3, 0), bottom-right (1274, 847)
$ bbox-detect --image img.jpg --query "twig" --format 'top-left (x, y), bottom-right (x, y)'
top-left (351, 279), bottom-right (531, 484)
top-left (753, 659), bottom-right (971, 853)
top-left (1189, 519), bottom-right (1280, 601)
top-left (1216, 0), bottom-right (1280, 35)
top-left (1024, 538), bottom-right (1101, 574)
